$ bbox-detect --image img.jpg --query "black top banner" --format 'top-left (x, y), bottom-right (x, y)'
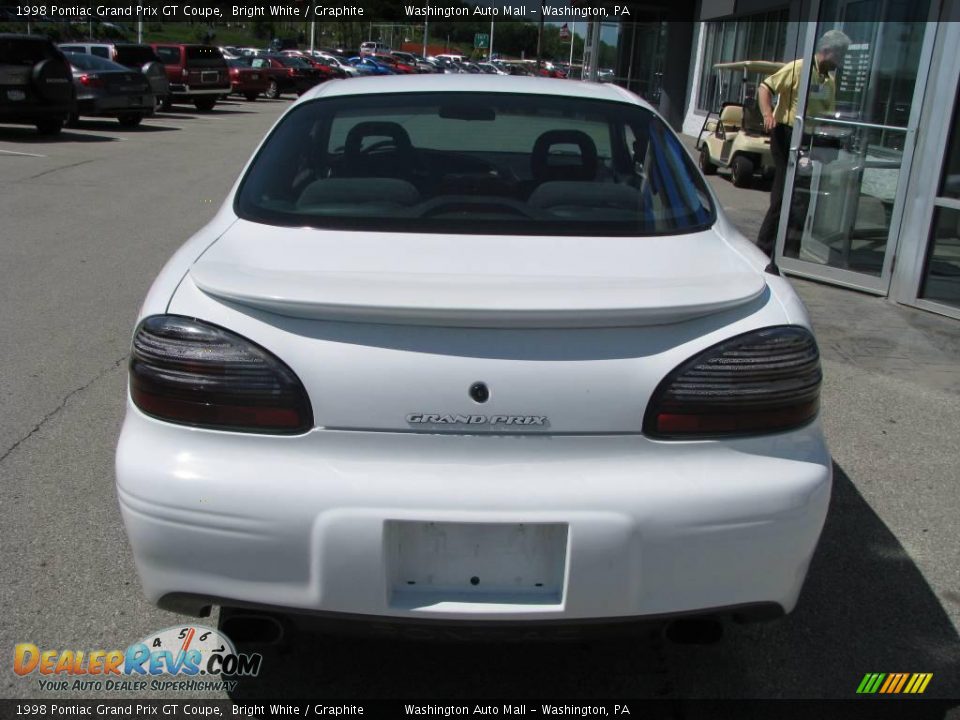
top-left (3, 1), bottom-right (647, 23)
top-left (1, 698), bottom-right (955, 719)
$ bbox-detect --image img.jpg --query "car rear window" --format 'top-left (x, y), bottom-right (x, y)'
top-left (236, 92), bottom-right (715, 237)
top-left (154, 46), bottom-right (180, 64)
top-left (185, 46), bottom-right (226, 68)
top-left (114, 45), bottom-right (159, 66)
top-left (64, 52), bottom-right (128, 72)
top-left (0, 38), bottom-right (57, 65)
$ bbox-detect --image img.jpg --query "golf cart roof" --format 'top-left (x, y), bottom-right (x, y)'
top-left (713, 60), bottom-right (785, 75)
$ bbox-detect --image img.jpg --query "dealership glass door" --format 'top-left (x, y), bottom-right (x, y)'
top-left (774, 0), bottom-right (937, 294)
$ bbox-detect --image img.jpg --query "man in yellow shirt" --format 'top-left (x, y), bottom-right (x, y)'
top-left (756, 29), bottom-right (850, 256)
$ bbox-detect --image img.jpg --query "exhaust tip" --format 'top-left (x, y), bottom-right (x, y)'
top-left (664, 617), bottom-right (723, 645)
top-left (220, 613), bottom-right (286, 646)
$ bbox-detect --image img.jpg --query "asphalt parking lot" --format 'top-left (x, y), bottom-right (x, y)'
top-left (1, 98), bottom-right (958, 709)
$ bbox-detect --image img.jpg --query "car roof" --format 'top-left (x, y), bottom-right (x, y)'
top-left (299, 74), bottom-right (650, 109)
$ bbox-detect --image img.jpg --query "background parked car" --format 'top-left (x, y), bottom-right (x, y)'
top-left (476, 62), bottom-right (508, 75)
top-left (242, 55), bottom-right (324, 98)
top-left (314, 52), bottom-right (360, 77)
top-left (233, 56), bottom-right (286, 99)
top-left (62, 51), bottom-right (153, 127)
top-left (150, 43), bottom-right (229, 111)
top-left (57, 43), bottom-right (169, 111)
top-left (280, 50), bottom-right (346, 80)
top-left (390, 50), bottom-right (436, 73)
top-left (370, 53), bottom-right (416, 74)
top-left (226, 57), bottom-right (268, 101)
top-left (0, 33), bottom-right (75, 135)
top-left (347, 56), bottom-right (395, 76)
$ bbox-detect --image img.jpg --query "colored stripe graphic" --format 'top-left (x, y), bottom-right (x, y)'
top-left (893, 673), bottom-right (910, 693)
top-left (879, 674), bottom-right (897, 693)
top-left (858, 672), bottom-right (932, 694)
top-left (905, 673), bottom-right (933, 694)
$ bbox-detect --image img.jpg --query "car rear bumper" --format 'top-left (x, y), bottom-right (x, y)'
top-left (169, 84), bottom-right (230, 95)
top-left (231, 81), bottom-right (268, 93)
top-left (78, 95), bottom-right (154, 116)
top-left (116, 406), bottom-right (832, 623)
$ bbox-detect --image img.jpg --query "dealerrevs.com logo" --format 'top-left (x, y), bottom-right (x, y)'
top-left (14, 625), bottom-right (262, 692)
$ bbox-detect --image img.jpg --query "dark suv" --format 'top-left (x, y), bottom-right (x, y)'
top-left (0, 34), bottom-right (76, 134)
top-left (150, 43), bottom-right (229, 111)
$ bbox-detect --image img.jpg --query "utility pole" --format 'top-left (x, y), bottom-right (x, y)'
top-left (489, 19), bottom-right (494, 61)
top-left (422, 0), bottom-right (429, 57)
top-left (309, 21), bottom-right (315, 52)
top-left (536, 13), bottom-right (544, 70)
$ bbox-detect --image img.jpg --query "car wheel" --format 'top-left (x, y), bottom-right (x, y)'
top-left (264, 80), bottom-right (280, 99)
top-left (244, 92), bottom-right (259, 102)
top-left (35, 117), bottom-right (63, 135)
top-left (194, 97), bottom-right (216, 112)
top-left (118, 113), bottom-right (142, 127)
top-left (699, 147), bottom-right (717, 175)
top-left (731, 155), bottom-right (754, 188)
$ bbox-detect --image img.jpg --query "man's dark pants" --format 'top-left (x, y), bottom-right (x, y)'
top-left (756, 123), bottom-right (791, 256)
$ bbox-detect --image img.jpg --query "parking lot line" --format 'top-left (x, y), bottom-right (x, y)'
top-left (0, 149), bottom-right (47, 157)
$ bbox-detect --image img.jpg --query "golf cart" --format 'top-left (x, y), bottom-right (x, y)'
top-left (696, 60), bottom-right (784, 188)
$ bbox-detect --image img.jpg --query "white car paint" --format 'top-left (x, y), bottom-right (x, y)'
top-left (117, 76), bottom-right (831, 626)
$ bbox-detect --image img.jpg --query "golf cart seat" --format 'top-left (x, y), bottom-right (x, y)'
top-left (719, 104), bottom-right (743, 132)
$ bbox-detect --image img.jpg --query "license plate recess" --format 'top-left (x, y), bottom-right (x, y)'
top-left (386, 521), bottom-right (567, 606)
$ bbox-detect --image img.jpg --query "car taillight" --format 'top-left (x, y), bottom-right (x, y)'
top-left (643, 326), bottom-right (822, 439)
top-left (129, 315), bottom-right (313, 434)
top-left (78, 74), bottom-right (104, 88)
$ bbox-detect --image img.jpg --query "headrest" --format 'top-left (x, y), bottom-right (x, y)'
top-left (531, 130), bottom-right (599, 182)
top-left (344, 121), bottom-right (413, 156)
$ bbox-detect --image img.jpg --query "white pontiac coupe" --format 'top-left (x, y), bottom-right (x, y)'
top-left (116, 75), bottom-right (830, 639)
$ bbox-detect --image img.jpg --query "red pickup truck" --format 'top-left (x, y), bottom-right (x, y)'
top-left (150, 43), bottom-right (230, 111)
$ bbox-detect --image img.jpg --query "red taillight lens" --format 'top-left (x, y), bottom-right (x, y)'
top-left (79, 74), bottom-right (104, 88)
top-left (643, 326), bottom-right (822, 439)
top-left (129, 316), bottom-right (313, 434)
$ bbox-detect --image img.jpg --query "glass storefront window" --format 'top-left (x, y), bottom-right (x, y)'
top-left (920, 208), bottom-right (960, 309)
top-left (778, 1), bottom-right (932, 291)
top-left (696, 11), bottom-right (790, 112)
top-left (919, 98), bottom-right (960, 309)
top-left (938, 102), bottom-right (960, 200)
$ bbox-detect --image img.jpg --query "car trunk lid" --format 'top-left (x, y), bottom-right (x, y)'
top-left (176, 221), bottom-right (767, 434)
top-left (190, 221), bottom-right (765, 329)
